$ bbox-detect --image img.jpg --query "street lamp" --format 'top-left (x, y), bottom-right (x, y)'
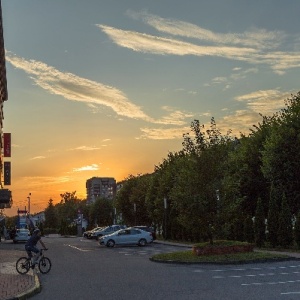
top-left (134, 203), bottom-right (136, 225)
top-left (27, 193), bottom-right (31, 215)
top-left (164, 197), bottom-right (167, 240)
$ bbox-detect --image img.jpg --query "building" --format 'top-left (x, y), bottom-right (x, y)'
top-left (0, 0), bottom-right (10, 210)
top-left (86, 177), bottom-right (116, 204)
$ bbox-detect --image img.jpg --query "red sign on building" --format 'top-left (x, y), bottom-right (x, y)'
top-left (3, 133), bottom-right (11, 157)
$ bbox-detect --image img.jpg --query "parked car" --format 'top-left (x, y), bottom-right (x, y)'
top-left (83, 227), bottom-right (103, 239)
top-left (13, 228), bottom-right (31, 243)
top-left (91, 225), bottom-right (126, 240)
top-left (134, 226), bottom-right (156, 240)
top-left (99, 227), bottom-right (153, 247)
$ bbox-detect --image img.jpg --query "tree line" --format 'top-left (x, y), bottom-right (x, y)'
top-left (114, 91), bottom-right (300, 248)
top-left (8, 92), bottom-right (300, 248)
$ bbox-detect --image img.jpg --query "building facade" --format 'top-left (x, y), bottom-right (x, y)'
top-left (0, 0), bottom-right (11, 210)
top-left (86, 177), bottom-right (116, 204)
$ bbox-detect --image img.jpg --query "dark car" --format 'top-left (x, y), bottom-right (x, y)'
top-left (83, 227), bottom-right (103, 239)
top-left (134, 226), bottom-right (156, 240)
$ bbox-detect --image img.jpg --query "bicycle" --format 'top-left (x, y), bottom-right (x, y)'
top-left (16, 248), bottom-right (52, 275)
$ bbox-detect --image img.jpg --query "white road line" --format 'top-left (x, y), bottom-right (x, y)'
top-left (281, 292), bottom-right (300, 295)
top-left (66, 245), bottom-right (91, 252)
top-left (242, 279), bottom-right (300, 286)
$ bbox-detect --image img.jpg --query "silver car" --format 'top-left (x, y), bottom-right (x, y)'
top-left (91, 225), bottom-right (126, 240)
top-left (13, 228), bottom-right (31, 243)
top-left (99, 227), bottom-right (153, 247)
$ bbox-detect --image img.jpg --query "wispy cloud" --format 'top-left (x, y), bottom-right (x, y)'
top-left (6, 51), bottom-right (153, 122)
top-left (205, 67), bottom-right (258, 88)
top-left (138, 126), bottom-right (190, 140)
top-left (127, 10), bottom-right (285, 50)
top-left (97, 12), bottom-right (300, 74)
top-left (6, 52), bottom-right (192, 127)
top-left (139, 89), bottom-right (291, 139)
top-left (73, 164), bottom-right (99, 172)
top-left (155, 106), bottom-right (194, 125)
top-left (69, 146), bottom-right (101, 151)
top-left (235, 89), bottom-right (291, 115)
top-left (30, 156), bottom-right (46, 160)
top-left (98, 25), bottom-right (257, 58)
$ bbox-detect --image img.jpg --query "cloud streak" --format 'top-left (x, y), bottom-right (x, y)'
top-left (128, 10), bottom-right (285, 50)
top-left (73, 164), bottom-right (99, 172)
top-left (6, 52), bottom-right (193, 128)
top-left (97, 12), bottom-right (300, 74)
top-left (6, 51), bottom-right (153, 121)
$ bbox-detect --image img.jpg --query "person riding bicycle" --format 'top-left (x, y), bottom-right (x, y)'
top-left (25, 228), bottom-right (47, 268)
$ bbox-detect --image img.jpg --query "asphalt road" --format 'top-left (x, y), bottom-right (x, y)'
top-left (26, 236), bottom-right (300, 300)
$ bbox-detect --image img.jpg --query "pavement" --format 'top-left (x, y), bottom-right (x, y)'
top-left (1, 237), bottom-right (300, 300)
top-left (0, 239), bottom-right (41, 300)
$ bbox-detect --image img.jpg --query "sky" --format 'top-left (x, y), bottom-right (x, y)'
top-left (2, 0), bottom-right (300, 216)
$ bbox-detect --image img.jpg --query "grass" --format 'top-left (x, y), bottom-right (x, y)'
top-left (151, 250), bottom-right (290, 264)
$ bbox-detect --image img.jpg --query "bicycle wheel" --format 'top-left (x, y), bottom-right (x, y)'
top-left (16, 257), bottom-right (30, 275)
top-left (38, 256), bottom-right (51, 274)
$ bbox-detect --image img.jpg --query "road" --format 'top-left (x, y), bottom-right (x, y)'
top-left (26, 236), bottom-right (300, 300)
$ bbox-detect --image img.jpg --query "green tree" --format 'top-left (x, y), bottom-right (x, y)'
top-left (244, 215), bottom-right (254, 243)
top-left (278, 193), bottom-right (293, 247)
top-left (262, 92), bottom-right (300, 214)
top-left (294, 211), bottom-right (300, 249)
top-left (254, 198), bottom-right (266, 247)
top-left (267, 183), bottom-right (280, 247)
top-left (44, 199), bottom-right (57, 230)
top-left (90, 197), bottom-right (113, 226)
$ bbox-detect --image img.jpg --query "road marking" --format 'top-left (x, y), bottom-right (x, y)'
top-left (281, 292), bottom-right (300, 295)
top-left (242, 279), bottom-right (300, 286)
top-left (66, 244), bottom-right (91, 252)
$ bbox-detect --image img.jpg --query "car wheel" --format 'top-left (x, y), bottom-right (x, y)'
top-left (106, 239), bottom-right (115, 248)
top-left (138, 239), bottom-right (147, 246)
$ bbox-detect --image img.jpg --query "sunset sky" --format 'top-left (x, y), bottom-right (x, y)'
top-left (2, 1), bottom-right (300, 216)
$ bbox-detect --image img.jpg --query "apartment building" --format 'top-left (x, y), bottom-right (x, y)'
top-left (86, 177), bottom-right (116, 204)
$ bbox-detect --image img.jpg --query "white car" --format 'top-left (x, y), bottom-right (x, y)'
top-left (13, 228), bottom-right (31, 243)
top-left (99, 227), bottom-right (153, 247)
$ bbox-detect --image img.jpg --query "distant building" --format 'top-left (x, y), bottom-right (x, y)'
top-left (86, 177), bottom-right (116, 204)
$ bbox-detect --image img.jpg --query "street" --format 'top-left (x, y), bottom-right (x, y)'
top-left (16, 236), bottom-right (300, 300)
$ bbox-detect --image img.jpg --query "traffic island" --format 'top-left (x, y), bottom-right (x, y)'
top-left (192, 240), bottom-right (254, 256)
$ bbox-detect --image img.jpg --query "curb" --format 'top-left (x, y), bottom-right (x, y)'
top-left (149, 256), bottom-right (300, 265)
top-left (9, 275), bottom-right (41, 300)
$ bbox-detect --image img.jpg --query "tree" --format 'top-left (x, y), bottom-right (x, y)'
top-left (262, 92), bottom-right (300, 214)
top-left (44, 199), bottom-right (57, 230)
top-left (244, 215), bottom-right (254, 243)
top-left (294, 211), bottom-right (300, 249)
top-left (278, 193), bottom-right (293, 247)
top-left (267, 183), bottom-right (280, 247)
top-left (254, 198), bottom-right (266, 247)
top-left (89, 197), bottom-right (113, 226)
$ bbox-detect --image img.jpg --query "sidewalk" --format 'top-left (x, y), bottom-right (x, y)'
top-left (0, 240), bottom-right (41, 300)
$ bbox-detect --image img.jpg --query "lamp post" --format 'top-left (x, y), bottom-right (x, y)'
top-left (134, 203), bottom-right (136, 226)
top-left (164, 197), bottom-right (167, 240)
top-left (27, 193), bottom-right (31, 215)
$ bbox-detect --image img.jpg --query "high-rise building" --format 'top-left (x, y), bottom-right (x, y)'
top-left (86, 177), bottom-right (116, 204)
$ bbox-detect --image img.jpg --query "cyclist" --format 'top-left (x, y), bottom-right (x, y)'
top-left (25, 228), bottom-right (47, 268)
